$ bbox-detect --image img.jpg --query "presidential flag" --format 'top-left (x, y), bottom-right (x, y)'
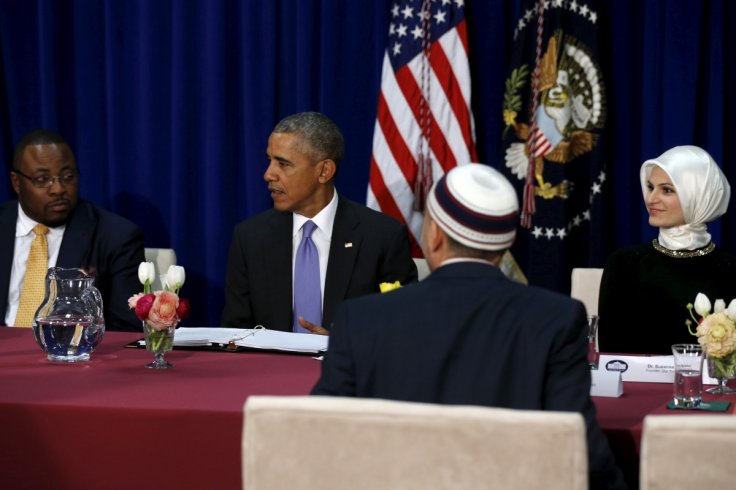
top-left (501, 0), bottom-right (608, 293)
top-left (367, 0), bottom-right (476, 257)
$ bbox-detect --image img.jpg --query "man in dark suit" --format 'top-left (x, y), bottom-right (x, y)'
top-left (221, 112), bottom-right (416, 332)
top-left (0, 129), bottom-right (145, 331)
top-left (312, 164), bottom-right (626, 490)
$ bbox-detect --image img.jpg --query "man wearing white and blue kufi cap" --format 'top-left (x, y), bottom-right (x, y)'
top-left (313, 163), bottom-right (626, 490)
top-left (423, 163), bottom-right (519, 266)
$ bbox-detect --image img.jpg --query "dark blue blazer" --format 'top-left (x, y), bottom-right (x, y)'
top-left (0, 200), bottom-right (146, 331)
top-left (312, 261), bottom-right (626, 490)
top-left (221, 194), bottom-right (417, 330)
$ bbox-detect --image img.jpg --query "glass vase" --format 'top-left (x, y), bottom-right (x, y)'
top-left (142, 321), bottom-right (175, 369)
top-left (706, 356), bottom-right (736, 395)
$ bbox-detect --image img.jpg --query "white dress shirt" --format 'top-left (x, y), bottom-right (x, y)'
top-left (291, 191), bottom-right (338, 311)
top-left (6, 204), bottom-right (65, 326)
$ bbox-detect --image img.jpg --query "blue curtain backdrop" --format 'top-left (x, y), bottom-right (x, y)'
top-left (0, 0), bottom-right (733, 326)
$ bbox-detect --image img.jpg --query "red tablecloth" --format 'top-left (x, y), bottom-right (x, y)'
top-left (0, 328), bottom-right (321, 490)
top-left (1, 328), bottom-right (733, 490)
top-left (592, 376), bottom-right (734, 489)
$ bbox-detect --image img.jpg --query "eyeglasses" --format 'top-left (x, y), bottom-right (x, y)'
top-left (12, 170), bottom-right (79, 188)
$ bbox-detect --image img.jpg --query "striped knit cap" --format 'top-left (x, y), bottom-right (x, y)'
top-left (426, 163), bottom-right (519, 251)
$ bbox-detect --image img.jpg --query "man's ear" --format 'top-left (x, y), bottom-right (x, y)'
top-left (10, 172), bottom-right (20, 195)
top-left (427, 219), bottom-right (444, 253)
top-left (318, 159), bottom-right (337, 183)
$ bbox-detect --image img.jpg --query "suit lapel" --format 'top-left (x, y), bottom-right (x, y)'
top-left (264, 211), bottom-right (293, 329)
top-left (323, 196), bottom-right (362, 326)
top-left (0, 203), bottom-right (19, 316)
top-left (57, 202), bottom-right (94, 268)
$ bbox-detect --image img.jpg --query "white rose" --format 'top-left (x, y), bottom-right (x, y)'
top-left (714, 299), bottom-right (727, 313)
top-left (693, 293), bottom-right (712, 317)
top-left (726, 300), bottom-right (736, 321)
top-left (138, 262), bottom-right (156, 286)
top-left (166, 265), bottom-right (186, 292)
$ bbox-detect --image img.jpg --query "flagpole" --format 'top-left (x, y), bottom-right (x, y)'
top-left (521, 0), bottom-right (545, 229)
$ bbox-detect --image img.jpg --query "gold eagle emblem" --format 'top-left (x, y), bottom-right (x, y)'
top-left (503, 30), bottom-right (606, 200)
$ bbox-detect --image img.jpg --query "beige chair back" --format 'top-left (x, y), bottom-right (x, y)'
top-left (242, 396), bottom-right (587, 490)
top-left (144, 248), bottom-right (177, 291)
top-left (570, 267), bottom-right (603, 316)
top-left (640, 414), bottom-right (736, 490)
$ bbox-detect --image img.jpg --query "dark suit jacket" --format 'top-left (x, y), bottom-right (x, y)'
top-left (312, 261), bottom-right (626, 490)
top-left (221, 194), bottom-right (417, 330)
top-left (0, 200), bottom-right (146, 332)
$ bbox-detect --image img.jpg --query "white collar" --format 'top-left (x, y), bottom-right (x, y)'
top-left (438, 257), bottom-right (495, 267)
top-left (292, 190), bottom-right (338, 237)
top-left (15, 204), bottom-right (66, 237)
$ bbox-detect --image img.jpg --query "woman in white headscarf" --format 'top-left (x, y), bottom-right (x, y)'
top-left (599, 145), bottom-right (736, 354)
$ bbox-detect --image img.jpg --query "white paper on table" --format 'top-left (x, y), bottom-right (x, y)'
top-left (234, 329), bottom-right (328, 353)
top-left (138, 327), bottom-right (241, 346)
top-left (137, 328), bottom-right (211, 347)
top-left (172, 327), bottom-right (246, 346)
top-left (703, 360), bottom-right (718, 385)
top-left (167, 326), bottom-right (328, 354)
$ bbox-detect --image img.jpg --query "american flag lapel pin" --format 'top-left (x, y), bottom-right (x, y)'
top-left (344, 242), bottom-right (353, 248)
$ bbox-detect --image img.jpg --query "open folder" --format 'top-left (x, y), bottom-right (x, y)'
top-left (129, 326), bottom-right (328, 355)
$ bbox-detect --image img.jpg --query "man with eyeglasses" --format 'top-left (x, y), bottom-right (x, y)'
top-left (0, 129), bottom-right (146, 331)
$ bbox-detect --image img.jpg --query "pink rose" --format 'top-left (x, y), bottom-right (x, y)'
top-left (128, 293), bottom-right (144, 309)
top-left (176, 297), bottom-right (191, 320)
top-left (147, 291), bottom-right (179, 330)
top-left (134, 294), bottom-right (156, 320)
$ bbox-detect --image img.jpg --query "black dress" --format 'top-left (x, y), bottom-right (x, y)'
top-left (598, 241), bottom-right (736, 355)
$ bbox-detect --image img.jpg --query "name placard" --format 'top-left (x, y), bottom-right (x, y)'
top-left (598, 355), bottom-right (674, 383)
top-left (599, 354), bottom-right (718, 384)
top-left (590, 369), bottom-right (623, 397)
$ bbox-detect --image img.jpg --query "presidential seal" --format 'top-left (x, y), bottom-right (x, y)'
top-left (503, 29), bottom-right (606, 201)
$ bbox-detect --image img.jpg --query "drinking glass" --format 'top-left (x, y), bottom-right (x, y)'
top-left (671, 344), bottom-right (704, 408)
top-left (587, 315), bottom-right (599, 369)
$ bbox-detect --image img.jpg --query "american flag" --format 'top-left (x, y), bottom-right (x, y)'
top-left (367, 0), bottom-right (477, 256)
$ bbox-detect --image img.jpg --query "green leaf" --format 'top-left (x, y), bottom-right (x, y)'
top-left (502, 64), bottom-right (530, 112)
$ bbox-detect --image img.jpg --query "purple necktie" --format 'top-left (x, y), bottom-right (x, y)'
top-left (293, 220), bottom-right (321, 333)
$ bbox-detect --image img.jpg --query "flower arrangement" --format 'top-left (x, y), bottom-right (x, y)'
top-left (686, 293), bottom-right (736, 379)
top-left (379, 281), bottom-right (402, 293)
top-left (129, 262), bottom-right (191, 352)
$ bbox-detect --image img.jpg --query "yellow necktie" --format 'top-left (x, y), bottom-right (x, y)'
top-left (15, 224), bottom-right (50, 327)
